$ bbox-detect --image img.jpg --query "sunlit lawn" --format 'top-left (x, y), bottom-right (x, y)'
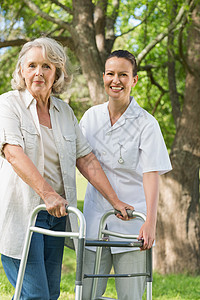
top-left (59, 248), bottom-right (200, 300)
top-left (1, 246), bottom-right (200, 299)
top-left (0, 171), bottom-right (200, 299)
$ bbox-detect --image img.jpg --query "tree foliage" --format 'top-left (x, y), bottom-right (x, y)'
top-left (0, 0), bottom-right (193, 147)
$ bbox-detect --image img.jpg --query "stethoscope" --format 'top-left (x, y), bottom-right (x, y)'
top-left (118, 143), bottom-right (124, 164)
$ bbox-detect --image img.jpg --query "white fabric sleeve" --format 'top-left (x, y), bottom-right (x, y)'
top-left (79, 113), bottom-right (87, 137)
top-left (73, 112), bottom-right (92, 159)
top-left (0, 101), bottom-right (24, 157)
top-left (139, 119), bottom-right (172, 175)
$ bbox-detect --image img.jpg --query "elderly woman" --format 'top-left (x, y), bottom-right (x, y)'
top-left (0, 37), bottom-right (133, 300)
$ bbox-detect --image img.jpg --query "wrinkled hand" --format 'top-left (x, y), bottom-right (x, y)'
top-left (113, 201), bottom-right (134, 220)
top-left (44, 193), bottom-right (68, 218)
top-left (138, 221), bottom-right (156, 250)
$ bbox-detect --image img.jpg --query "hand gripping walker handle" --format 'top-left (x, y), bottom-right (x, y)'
top-left (114, 209), bottom-right (135, 218)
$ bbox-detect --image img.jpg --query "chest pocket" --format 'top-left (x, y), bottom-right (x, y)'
top-left (63, 135), bottom-right (76, 156)
top-left (114, 141), bottom-right (139, 170)
top-left (21, 125), bottom-right (39, 150)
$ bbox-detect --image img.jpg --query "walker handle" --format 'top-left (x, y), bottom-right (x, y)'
top-left (65, 205), bottom-right (70, 213)
top-left (114, 209), bottom-right (135, 218)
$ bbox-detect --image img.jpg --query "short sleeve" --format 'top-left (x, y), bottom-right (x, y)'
top-left (79, 117), bottom-right (85, 136)
top-left (139, 119), bottom-right (172, 175)
top-left (79, 108), bottom-right (93, 140)
top-left (0, 98), bottom-right (24, 157)
top-left (74, 114), bottom-right (92, 159)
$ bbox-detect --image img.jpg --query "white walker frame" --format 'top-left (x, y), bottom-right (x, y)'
top-left (84, 210), bottom-right (153, 300)
top-left (14, 204), bottom-right (86, 300)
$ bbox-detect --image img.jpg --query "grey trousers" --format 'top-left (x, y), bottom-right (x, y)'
top-left (82, 248), bottom-right (146, 300)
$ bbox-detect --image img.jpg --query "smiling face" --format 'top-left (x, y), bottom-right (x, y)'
top-left (21, 47), bottom-right (56, 101)
top-left (103, 57), bottom-right (138, 104)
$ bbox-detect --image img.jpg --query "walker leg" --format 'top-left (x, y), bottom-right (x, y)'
top-left (146, 282), bottom-right (152, 300)
top-left (75, 237), bottom-right (85, 300)
top-left (146, 248), bottom-right (152, 300)
top-left (91, 246), bottom-right (103, 300)
top-left (75, 286), bottom-right (83, 300)
top-left (13, 230), bottom-right (33, 300)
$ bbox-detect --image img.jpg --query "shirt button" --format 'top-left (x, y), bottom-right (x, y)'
top-left (102, 151), bottom-right (106, 155)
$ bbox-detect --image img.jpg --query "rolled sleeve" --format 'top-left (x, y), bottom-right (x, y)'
top-left (0, 102), bottom-right (24, 157)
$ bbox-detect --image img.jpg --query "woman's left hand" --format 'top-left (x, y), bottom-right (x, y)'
top-left (138, 221), bottom-right (156, 250)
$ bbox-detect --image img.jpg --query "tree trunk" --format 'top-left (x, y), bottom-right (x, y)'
top-left (154, 4), bottom-right (200, 274)
top-left (72, 0), bottom-right (107, 105)
top-left (167, 3), bottom-right (181, 128)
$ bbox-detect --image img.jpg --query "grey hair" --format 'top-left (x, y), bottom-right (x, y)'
top-left (11, 37), bottom-right (72, 94)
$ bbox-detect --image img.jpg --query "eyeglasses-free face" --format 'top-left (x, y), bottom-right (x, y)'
top-left (21, 47), bottom-right (56, 101)
top-left (103, 57), bottom-right (138, 103)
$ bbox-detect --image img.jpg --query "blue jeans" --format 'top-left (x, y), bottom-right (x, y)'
top-left (1, 210), bottom-right (67, 300)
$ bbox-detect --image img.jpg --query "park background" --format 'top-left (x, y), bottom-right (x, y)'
top-left (0, 0), bottom-right (199, 299)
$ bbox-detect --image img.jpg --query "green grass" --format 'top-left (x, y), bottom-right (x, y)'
top-left (1, 247), bottom-right (200, 299)
top-left (60, 250), bottom-right (200, 299)
top-left (1, 171), bottom-right (200, 299)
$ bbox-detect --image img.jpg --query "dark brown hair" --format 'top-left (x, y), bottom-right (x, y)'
top-left (106, 50), bottom-right (137, 77)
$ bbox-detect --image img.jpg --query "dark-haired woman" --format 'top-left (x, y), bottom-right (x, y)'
top-left (80, 50), bottom-right (172, 300)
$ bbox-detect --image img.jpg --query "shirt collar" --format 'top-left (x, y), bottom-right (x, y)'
top-left (50, 96), bottom-right (60, 111)
top-left (123, 96), bottom-right (141, 119)
top-left (102, 96), bottom-right (141, 119)
top-left (21, 89), bottom-right (35, 108)
top-left (21, 89), bottom-right (60, 111)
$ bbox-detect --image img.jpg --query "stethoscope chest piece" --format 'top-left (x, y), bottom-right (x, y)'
top-left (118, 157), bottom-right (124, 164)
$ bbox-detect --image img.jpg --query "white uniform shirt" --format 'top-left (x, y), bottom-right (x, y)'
top-left (0, 89), bottom-right (92, 259)
top-left (80, 97), bottom-right (172, 253)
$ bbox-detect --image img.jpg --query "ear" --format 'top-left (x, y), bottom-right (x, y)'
top-left (20, 66), bottom-right (24, 78)
top-left (132, 75), bottom-right (138, 87)
top-left (103, 72), bottom-right (106, 86)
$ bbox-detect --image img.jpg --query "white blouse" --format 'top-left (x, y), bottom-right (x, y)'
top-left (0, 89), bottom-right (92, 258)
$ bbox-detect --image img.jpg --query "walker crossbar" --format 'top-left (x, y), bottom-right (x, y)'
top-left (85, 209), bottom-right (153, 300)
top-left (84, 272), bottom-right (150, 278)
top-left (14, 204), bottom-right (86, 300)
top-left (85, 240), bottom-right (143, 247)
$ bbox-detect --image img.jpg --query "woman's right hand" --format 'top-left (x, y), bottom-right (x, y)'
top-left (113, 201), bottom-right (134, 220)
top-left (3, 144), bottom-right (68, 218)
top-left (43, 192), bottom-right (68, 218)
